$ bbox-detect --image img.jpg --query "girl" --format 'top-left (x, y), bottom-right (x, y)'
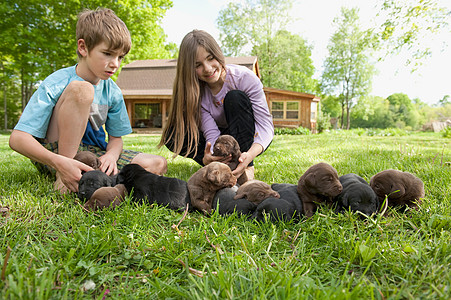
top-left (159, 30), bottom-right (274, 180)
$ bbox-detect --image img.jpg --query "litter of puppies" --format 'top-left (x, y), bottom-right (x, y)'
top-left (76, 157), bottom-right (425, 223)
top-left (73, 133), bottom-right (425, 222)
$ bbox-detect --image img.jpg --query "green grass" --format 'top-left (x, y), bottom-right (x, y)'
top-left (0, 132), bottom-right (450, 299)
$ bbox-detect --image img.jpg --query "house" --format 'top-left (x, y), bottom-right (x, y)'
top-left (116, 57), bottom-right (319, 132)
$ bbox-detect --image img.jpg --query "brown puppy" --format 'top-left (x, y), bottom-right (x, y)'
top-left (296, 162), bottom-right (343, 218)
top-left (212, 135), bottom-right (248, 185)
top-left (370, 169), bottom-right (425, 210)
top-left (74, 151), bottom-right (101, 170)
top-left (188, 162), bottom-right (237, 214)
top-left (84, 184), bottom-right (127, 211)
top-left (234, 180), bottom-right (280, 205)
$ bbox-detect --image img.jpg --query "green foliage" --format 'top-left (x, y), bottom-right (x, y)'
top-left (319, 94), bottom-right (341, 118)
top-left (441, 126), bottom-right (451, 138)
top-left (216, 0), bottom-right (318, 93)
top-left (274, 126), bottom-right (311, 135)
top-left (0, 132), bottom-right (450, 298)
top-left (322, 128), bottom-right (411, 137)
top-left (387, 93), bottom-right (421, 129)
top-left (316, 108), bottom-right (332, 133)
top-left (216, 0), bottom-right (294, 56)
top-left (350, 96), bottom-right (395, 129)
top-left (376, 0), bottom-right (450, 67)
top-left (252, 30), bottom-right (317, 93)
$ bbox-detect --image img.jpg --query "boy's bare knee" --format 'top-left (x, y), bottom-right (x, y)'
top-left (64, 81), bottom-right (94, 106)
top-left (131, 153), bottom-right (167, 175)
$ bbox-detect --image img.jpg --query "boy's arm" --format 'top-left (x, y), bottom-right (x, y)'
top-left (98, 135), bottom-right (123, 176)
top-left (9, 129), bottom-right (94, 192)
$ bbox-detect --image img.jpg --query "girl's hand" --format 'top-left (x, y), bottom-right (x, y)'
top-left (202, 142), bottom-right (232, 165)
top-left (232, 152), bottom-right (251, 178)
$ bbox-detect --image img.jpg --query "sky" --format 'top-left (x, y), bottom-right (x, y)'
top-left (162, 0), bottom-right (451, 105)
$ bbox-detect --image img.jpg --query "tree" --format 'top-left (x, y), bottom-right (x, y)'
top-left (252, 30), bottom-right (316, 93)
top-left (216, 0), bottom-right (317, 93)
top-left (438, 95), bottom-right (450, 106)
top-left (0, 0), bottom-right (174, 123)
top-left (321, 7), bottom-right (376, 129)
top-left (375, 0), bottom-right (451, 67)
top-left (387, 93), bottom-right (420, 129)
top-left (350, 96), bottom-right (395, 129)
top-left (216, 0), bottom-right (294, 56)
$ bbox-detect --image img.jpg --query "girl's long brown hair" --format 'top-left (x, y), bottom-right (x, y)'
top-left (158, 30), bottom-right (226, 158)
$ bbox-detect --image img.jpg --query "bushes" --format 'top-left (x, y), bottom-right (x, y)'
top-left (441, 126), bottom-right (451, 138)
top-left (274, 126), bottom-right (311, 135)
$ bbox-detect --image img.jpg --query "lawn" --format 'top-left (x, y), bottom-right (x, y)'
top-left (0, 131), bottom-right (450, 299)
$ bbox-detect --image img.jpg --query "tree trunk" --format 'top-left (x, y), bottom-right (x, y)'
top-left (3, 84), bottom-right (6, 130)
top-left (346, 101), bottom-right (350, 130)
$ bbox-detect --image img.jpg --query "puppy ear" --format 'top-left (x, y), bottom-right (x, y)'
top-left (304, 173), bottom-right (316, 190)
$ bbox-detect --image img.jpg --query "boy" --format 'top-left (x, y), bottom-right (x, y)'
top-left (9, 8), bottom-right (167, 194)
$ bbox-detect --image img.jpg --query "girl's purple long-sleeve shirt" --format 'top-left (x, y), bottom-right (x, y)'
top-left (200, 64), bottom-right (274, 151)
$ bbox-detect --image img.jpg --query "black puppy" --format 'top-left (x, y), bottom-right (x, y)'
top-left (251, 183), bottom-right (303, 222)
top-left (117, 163), bottom-right (190, 211)
top-left (271, 183), bottom-right (303, 220)
top-left (78, 170), bottom-right (117, 201)
top-left (212, 186), bottom-right (257, 216)
top-left (251, 197), bottom-right (295, 223)
top-left (334, 173), bottom-right (378, 216)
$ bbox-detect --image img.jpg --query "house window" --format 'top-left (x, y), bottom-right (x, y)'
top-left (271, 102), bottom-right (284, 119)
top-left (134, 103), bottom-right (161, 127)
top-left (286, 102), bottom-right (299, 119)
top-left (271, 101), bottom-right (299, 120)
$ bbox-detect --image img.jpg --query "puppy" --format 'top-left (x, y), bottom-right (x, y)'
top-left (334, 173), bottom-right (378, 216)
top-left (370, 169), bottom-right (425, 209)
top-left (78, 170), bottom-right (116, 201)
top-left (271, 183), bottom-right (303, 220)
top-left (251, 197), bottom-right (295, 223)
top-left (296, 162), bottom-right (343, 218)
top-left (117, 163), bottom-right (190, 211)
top-left (84, 184), bottom-right (127, 211)
top-left (212, 135), bottom-right (248, 185)
top-left (234, 180), bottom-right (280, 205)
top-left (187, 162), bottom-right (237, 214)
top-left (212, 186), bottom-right (257, 216)
top-left (74, 151), bottom-right (101, 170)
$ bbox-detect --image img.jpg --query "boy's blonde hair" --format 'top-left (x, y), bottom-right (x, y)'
top-left (76, 8), bottom-right (131, 58)
top-left (159, 30), bottom-right (226, 158)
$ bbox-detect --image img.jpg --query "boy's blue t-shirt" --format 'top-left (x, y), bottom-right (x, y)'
top-left (14, 65), bottom-right (132, 150)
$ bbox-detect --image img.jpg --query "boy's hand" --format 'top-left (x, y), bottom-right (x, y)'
top-left (202, 142), bottom-right (232, 166)
top-left (98, 152), bottom-right (119, 176)
top-left (55, 156), bottom-right (94, 193)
